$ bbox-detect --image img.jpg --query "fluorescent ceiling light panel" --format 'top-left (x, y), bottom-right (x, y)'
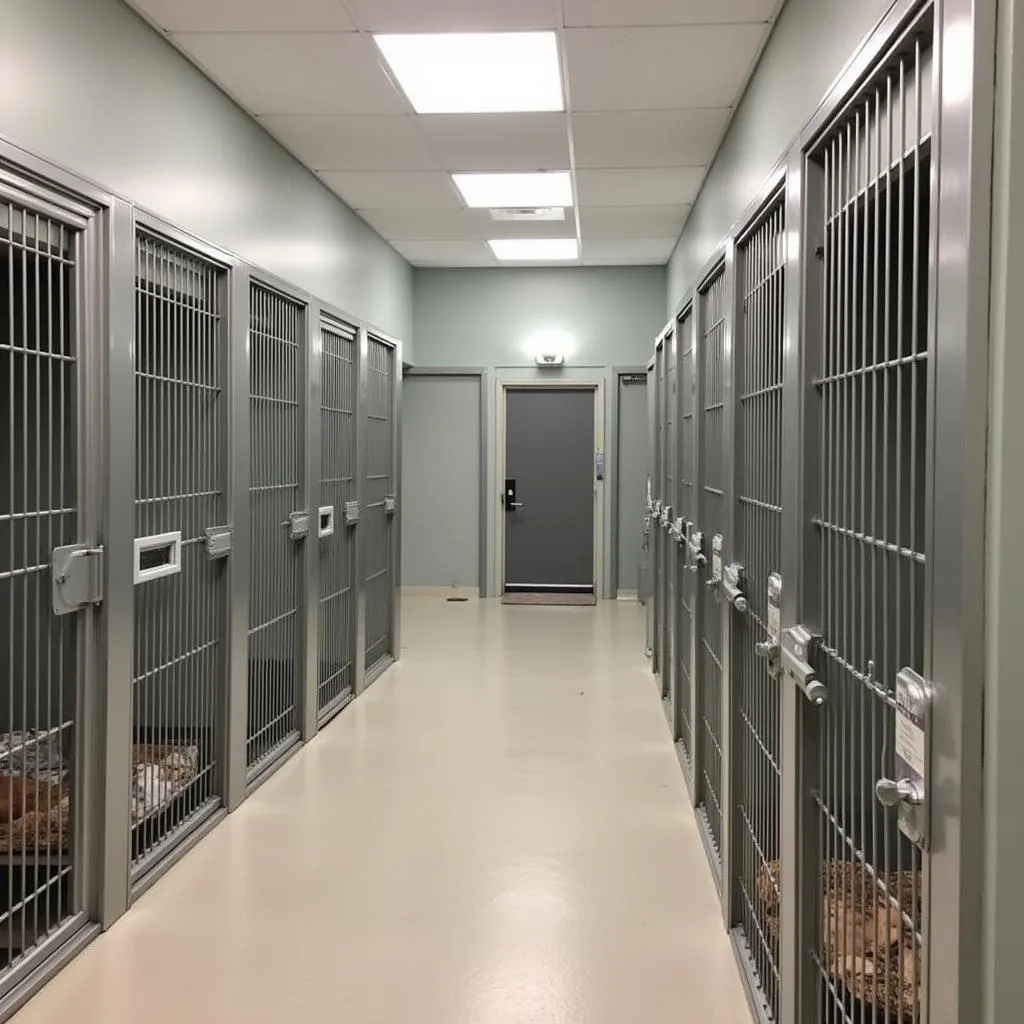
top-left (453, 171), bottom-right (573, 208)
top-left (488, 238), bottom-right (579, 261)
top-left (374, 32), bottom-right (564, 114)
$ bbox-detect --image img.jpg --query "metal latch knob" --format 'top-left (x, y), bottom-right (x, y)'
top-left (804, 679), bottom-right (828, 706)
top-left (733, 595), bottom-right (748, 614)
top-left (875, 777), bottom-right (923, 807)
top-left (705, 576), bottom-right (718, 591)
top-left (755, 641), bottom-right (780, 659)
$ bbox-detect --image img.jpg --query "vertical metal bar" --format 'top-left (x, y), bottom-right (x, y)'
top-left (391, 339), bottom-right (403, 665)
top-left (353, 327), bottom-right (369, 695)
top-left (302, 301), bottom-right (320, 741)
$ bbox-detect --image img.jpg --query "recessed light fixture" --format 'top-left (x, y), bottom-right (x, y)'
top-left (453, 171), bottom-right (573, 209)
top-left (374, 32), bottom-right (564, 114)
top-left (489, 238), bottom-right (579, 262)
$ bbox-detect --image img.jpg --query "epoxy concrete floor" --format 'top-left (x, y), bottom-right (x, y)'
top-left (15, 599), bottom-right (749, 1024)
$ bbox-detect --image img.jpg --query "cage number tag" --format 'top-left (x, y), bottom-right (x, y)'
top-left (895, 672), bottom-right (927, 787)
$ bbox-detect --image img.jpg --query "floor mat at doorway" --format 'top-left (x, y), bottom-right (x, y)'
top-left (501, 593), bottom-right (597, 606)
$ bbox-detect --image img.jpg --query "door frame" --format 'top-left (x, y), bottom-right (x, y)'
top-left (495, 378), bottom-right (605, 599)
top-left (610, 365), bottom-right (649, 599)
top-left (404, 367), bottom-right (488, 598)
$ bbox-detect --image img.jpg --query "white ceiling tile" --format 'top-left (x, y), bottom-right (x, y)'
top-left (572, 110), bottom-right (728, 168)
top-left (562, 0), bottom-right (778, 28)
top-left (564, 24), bottom-right (768, 111)
top-left (260, 116), bottom-right (438, 170)
top-left (345, 0), bottom-right (559, 32)
top-left (173, 33), bottom-right (407, 115)
top-left (575, 167), bottom-right (706, 206)
top-left (580, 205), bottom-right (690, 238)
top-left (359, 207), bottom-right (578, 240)
top-left (127, 0), bottom-right (355, 32)
top-left (581, 237), bottom-right (679, 260)
top-left (418, 114), bottom-right (570, 171)
top-left (319, 171), bottom-right (462, 210)
top-left (390, 240), bottom-right (497, 265)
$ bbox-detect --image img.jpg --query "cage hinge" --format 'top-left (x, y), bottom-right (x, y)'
top-left (383, 496), bottom-right (398, 515)
top-left (205, 525), bottom-right (232, 559)
top-left (52, 544), bottom-right (104, 615)
top-left (289, 511), bottom-right (310, 539)
top-left (781, 625), bottom-right (827, 706)
top-left (343, 501), bottom-right (360, 526)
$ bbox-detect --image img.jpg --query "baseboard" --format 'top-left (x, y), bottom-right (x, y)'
top-left (616, 590), bottom-right (639, 601)
top-left (402, 586), bottom-right (480, 599)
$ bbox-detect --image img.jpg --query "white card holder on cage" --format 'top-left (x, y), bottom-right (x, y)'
top-left (133, 531), bottom-right (183, 585)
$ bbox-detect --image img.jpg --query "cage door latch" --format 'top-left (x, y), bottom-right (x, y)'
top-left (52, 544), bottom-right (104, 615)
top-left (205, 526), bottom-right (232, 559)
top-left (722, 562), bottom-right (747, 613)
top-left (383, 496), bottom-right (398, 515)
top-left (289, 511), bottom-right (310, 539)
top-left (781, 625), bottom-right (827, 706)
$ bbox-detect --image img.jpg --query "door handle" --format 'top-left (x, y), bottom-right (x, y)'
top-left (508, 502), bottom-right (524, 510)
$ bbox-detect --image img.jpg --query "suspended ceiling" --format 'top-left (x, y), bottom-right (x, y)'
top-left (124, 0), bottom-right (784, 267)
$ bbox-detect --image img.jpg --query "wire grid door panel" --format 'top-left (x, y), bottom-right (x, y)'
top-left (364, 337), bottom-right (396, 676)
top-left (675, 310), bottom-right (695, 769)
top-left (132, 232), bottom-right (226, 874)
top-left (247, 283), bottom-right (304, 776)
top-left (652, 342), bottom-right (665, 676)
top-left (696, 269), bottom-right (727, 872)
top-left (0, 197), bottom-right (88, 973)
top-left (803, 23), bottom-right (933, 1024)
top-left (662, 331), bottom-right (677, 714)
top-left (732, 198), bottom-right (786, 1022)
top-left (318, 318), bottom-right (357, 721)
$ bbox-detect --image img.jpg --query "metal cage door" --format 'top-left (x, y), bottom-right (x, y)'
top-left (131, 228), bottom-right (228, 882)
top-left (674, 307), bottom-right (696, 778)
top-left (661, 328), bottom-right (677, 719)
top-left (0, 179), bottom-right (99, 991)
top-left (363, 334), bottom-right (397, 680)
top-left (789, 12), bottom-right (934, 1022)
top-left (246, 282), bottom-right (306, 781)
top-left (694, 264), bottom-right (728, 881)
top-left (642, 357), bottom-right (656, 654)
top-left (729, 194), bottom-right (787, 1022)
top-left (317, 316), bottom-right (358, 723)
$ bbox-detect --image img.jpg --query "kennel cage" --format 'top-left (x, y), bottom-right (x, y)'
top-left (362, 334), bottom-right (399, 682)
top-left (130, 224), bottom-right (228, 882)
top-left (661, 326), bottom-right (678, 721)
top-left (651, 335), bottom-right (666, 679)
top-left (246, 281), bottom-right (306, 781)
top-left (317, 315), bottom-right (359, 723)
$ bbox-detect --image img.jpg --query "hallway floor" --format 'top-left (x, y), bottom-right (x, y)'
top-left (14, 599), bottom-right (749, 1024)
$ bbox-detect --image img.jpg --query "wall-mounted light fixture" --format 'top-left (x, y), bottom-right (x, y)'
top-left (535, 353), bottom-right (565, 367)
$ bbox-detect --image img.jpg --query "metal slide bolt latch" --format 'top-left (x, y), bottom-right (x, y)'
top-left (722, 562), bottom-right (748, 614)
top-left (660, 504), bottom-right (673, 528)
top-left (780, 625), bottom-right (827, 706)
top-left (687, 530), bottom-right (706, 572)
top-left (669, 517), bottom-right (685, 544)
top-left (705, 534), bottom-right (724, 594)
top-left (875, 778), bottom-right (923, 808)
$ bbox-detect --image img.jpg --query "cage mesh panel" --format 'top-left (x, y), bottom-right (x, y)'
top-left (676, 311), bottom-right (694, 766)
top-left (734, 200), bottom-right (786, 1021)
top-left (698, 270), bottom-right (726, 864)
top-left (364, 338), bottom-right (394, 673)
top-left (663, 333), bottom-right (676, 709)
top-left (247, 283), bottom-right (303, 775)
top-left (318, 321), bottom-right (357, 717)
top-left (132, 233), bottom-right (224, 870)
top-left (811, 31), bottom-right (930, 1024)
top-left (0, 202), bottom-right (78, 966)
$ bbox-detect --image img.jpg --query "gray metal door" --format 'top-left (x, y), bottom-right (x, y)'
top-left (317, 316), bottom-right (357, 723)
top-left (363, 335), bottom-right (397, 677)
top-left (730, 195), bottom-right (786, 1021)
top-left (131, 228), bottom-right (227, 881)
top-left (789, 23), bottom-right (933, 1022)
top-left (247, 282), bottom-right (305, 779)
top-left (0, 186), bottom-right (96, 986)
top-left (652, 344), bottom-right (665, 665)
top-left (661, 331), bottom-right (677, 713)
top-left (695, 265), bottom-right (727, 879)
top-left (674, 306), bottom-right (695, 775)
top-left (503, 388), bottom-right (594, 592)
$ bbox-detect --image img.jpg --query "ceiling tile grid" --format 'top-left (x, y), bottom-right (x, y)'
top-left (125, 0), bottom-right (784, 266)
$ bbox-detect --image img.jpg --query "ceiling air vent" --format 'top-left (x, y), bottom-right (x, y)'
top-left (489, 207), bottom-right (565, 222)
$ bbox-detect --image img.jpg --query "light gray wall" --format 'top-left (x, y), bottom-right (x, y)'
top-left (666, 0), bottom-right (891, 312)
top-left (616, 376), bottom-right (648, 595)
top-left (985, 0), bottom-right (1024, 1017)
top-left (401, 376), bottom-right (482, 591)
top-left (0, 0), bottom-right (413, 345)
top-left (412, 266), bottom-right (664, 597)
